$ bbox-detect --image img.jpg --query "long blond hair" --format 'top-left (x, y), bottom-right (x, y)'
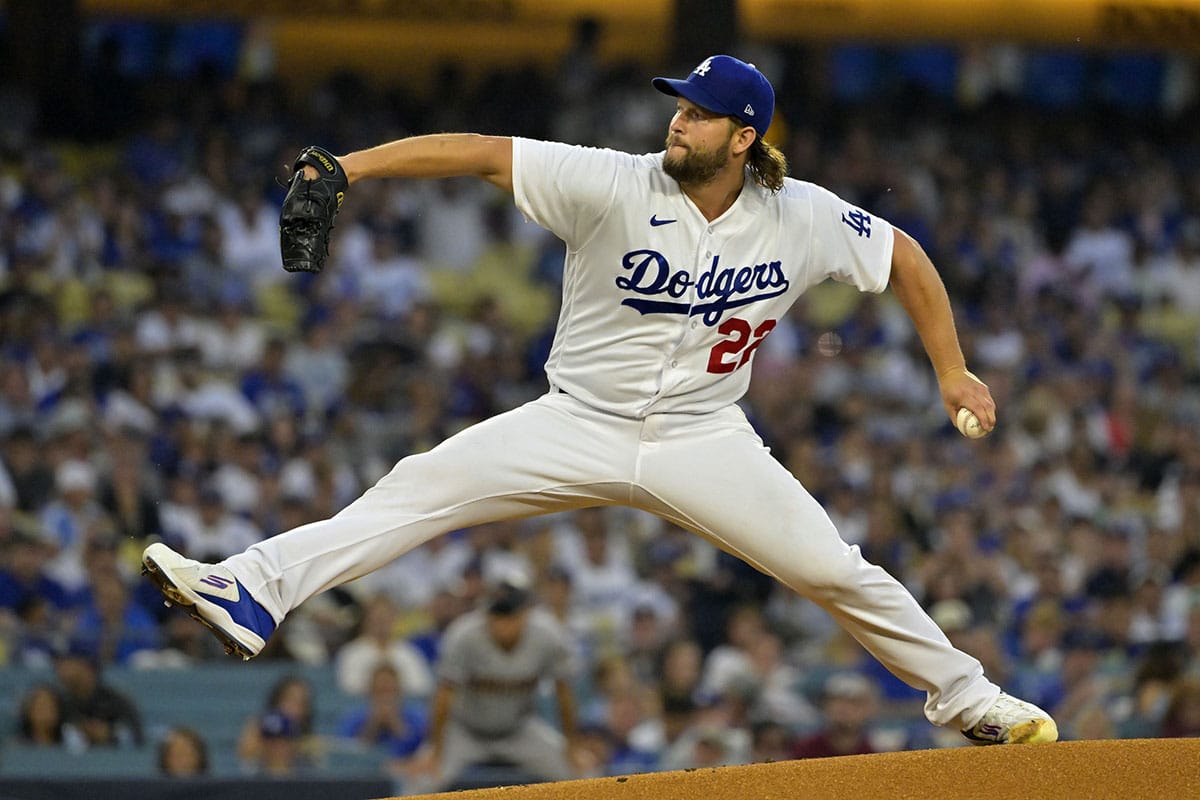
top-left (747, 136), bottom-right (788, 193)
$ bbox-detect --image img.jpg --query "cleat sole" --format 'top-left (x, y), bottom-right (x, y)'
top-left (1007, 718), bottom-right (1058, 745)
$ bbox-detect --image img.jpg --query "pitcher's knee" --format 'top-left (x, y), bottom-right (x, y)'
top-left (782, 550), bottom-right (863, 601)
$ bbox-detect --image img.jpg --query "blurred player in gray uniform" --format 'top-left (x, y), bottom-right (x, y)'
top-left (410, 576), bottom-right (581, 789)
top-left (143, 54), bottom-right (1057, 747)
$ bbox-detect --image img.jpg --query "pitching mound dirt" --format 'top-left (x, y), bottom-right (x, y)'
top-left (389, 738), bottom-right (1198, 800)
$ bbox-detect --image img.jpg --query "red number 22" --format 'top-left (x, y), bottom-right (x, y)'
top-left (706, 318), bottom-right (777, 374)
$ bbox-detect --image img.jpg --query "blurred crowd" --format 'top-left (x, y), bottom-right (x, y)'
top-left (1, 24), bottom-right (1200, 785)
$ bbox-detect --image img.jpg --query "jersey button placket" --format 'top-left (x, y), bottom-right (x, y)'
top-left (663, 226), bottom-right (704, 380)
top-left (688, 228), bottom-right (714, 342)
top-left (691, 235), bottom-right (705, 335)
top-left (695, 227), bottom-right (720, 336)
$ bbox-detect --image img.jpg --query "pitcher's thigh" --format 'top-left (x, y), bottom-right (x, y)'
top-left (637, 428), bottom-right (856, 592)
top-left (345, 394), bottom-right (634, 524)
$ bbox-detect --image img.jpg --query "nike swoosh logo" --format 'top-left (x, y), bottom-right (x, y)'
top-left (650, 215), bottom-right (677, 227)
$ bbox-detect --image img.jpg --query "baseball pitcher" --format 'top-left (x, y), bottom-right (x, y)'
top-left (144, 55), bottom-right (1057, 747)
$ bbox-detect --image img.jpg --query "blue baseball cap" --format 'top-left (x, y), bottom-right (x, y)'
top-left (652, 55), bottom-right (775, 139)
top-left (260, 710), bottom-right (300, 739)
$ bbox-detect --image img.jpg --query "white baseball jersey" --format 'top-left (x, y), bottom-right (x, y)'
top-left (512, 138), bottom-right (895, 418)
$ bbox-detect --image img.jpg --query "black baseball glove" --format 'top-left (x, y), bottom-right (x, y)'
top-left (279, 146), bottom-right (349, 273)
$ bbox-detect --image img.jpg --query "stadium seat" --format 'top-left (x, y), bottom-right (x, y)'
top-left (0, 743), bottom-right (155, 778)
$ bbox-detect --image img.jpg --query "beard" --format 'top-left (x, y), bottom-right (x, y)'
top-left (662, 134), bottom-right (731, 186)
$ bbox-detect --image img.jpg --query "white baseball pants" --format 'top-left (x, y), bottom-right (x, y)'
top-left (224, 391), bottom-right (1000, 730)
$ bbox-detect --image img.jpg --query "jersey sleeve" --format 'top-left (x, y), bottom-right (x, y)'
top-left (805, 185), bottom-right (895, 293)
top-left (511, 138), bottom-right (626, 249)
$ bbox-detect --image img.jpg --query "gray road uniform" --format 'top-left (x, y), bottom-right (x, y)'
top-left (434, 607), bottom-right (577, 785)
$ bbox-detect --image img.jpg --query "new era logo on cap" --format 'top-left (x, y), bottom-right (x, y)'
top-left (653, 55), bottom-right (775, 139)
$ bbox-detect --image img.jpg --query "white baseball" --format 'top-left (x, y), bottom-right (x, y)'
top-left (956, 407), bottom-right (987, 439)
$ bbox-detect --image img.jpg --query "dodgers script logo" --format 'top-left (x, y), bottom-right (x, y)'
top-left (615, 249), bottom-right (790, 326)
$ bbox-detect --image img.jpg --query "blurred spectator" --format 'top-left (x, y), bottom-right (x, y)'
top-left (1161, 549), bottom-right (1200, 640)
top-left (237, 674), bottom-right (319, 769)
top-left (740, 629), bottom-right (819, 728)
top-left (415, 179), bottom-right (491, 272)
top-left (1119, 641), bottom-right (1188, 737)
top-left (335, 593), bottom-right (435, 698)
top-left (72, 567), bottom-right (162, 666)
top-left (352, 231), bottom-right (431, 320)
top-left (699, 605), bottom-right (817, 729)
top-left (250, 709), bottom-right (307, 776)
top-left (1008, 598), bottom-right (1069, 714)
top-left (216, 185), bottom-right (282, 286)
top-left (1063, 185), bottom-right (1136, 306)
top-left (170, 351), bottom-right (260, 434)
top-left (699, 603), bottom-right (768, 698)
top-left (580, 656), bottom-right (638, 729)
top-left (749, 720), bottom-right (793, 764)
top-left (570, 723), bottom-right (618, 778)
top-left (598, 687), bottom-right (659, 775)
top-left (657, 637), bottom-right (704, 707)
top-left (134, 282), bottom-right (203, 357)
top-left (537, 563), bottom-right (586, 652)
top-left (240, 337), bottom-right (306, 421)
top-left (0, 427), bottom-right (53, 512)
top-left (53, 646), bottom-right (143, 748)
top-left (194, 288), bottom-right (266, 374)
top-left (154, 610), bottom-right (226, 664)
top-left (407, 586), bottom-right (471, 666)
top-left (39, 460), bottom-right (114, 593)
top-left (658, 693), bottom-right (751, 770)
top-left (275, 432), bottom-right (361, 521)
top-left (1053, 629), bottom-right (1123, 738)
top-left (209, 432), bottom-right (268, 516)
top-left (97, 441), bottom-right (162, 544)
top-left (617, 640), bottom-right (706, 766)
top-left (283, 308), bottom-right (350, 420)
top-left (124, 114), bottom-right (185, 189)
top-left (1071, 700), bottom-right (1120, 740)
top-left (0, 523), bottom-right (74, 616)
top-left (624, 602), bottom-right (671, 687)
top-left (791, 672), bottom-right (882, 759)
top-left (1184, 597), bottom-right (1200, 670)
top-left (337, 662), bottom-right (427, 759)
top-left (1160, 677), bottom-right (1200, 738)
top-left (552, 508), bottom-right (639, 646)
top-left (15, 683), bottom-right (65, 747)
top-left (171, 483), bottom-right (262, 562)
top-left (158, 726), bottom-right (210, 777)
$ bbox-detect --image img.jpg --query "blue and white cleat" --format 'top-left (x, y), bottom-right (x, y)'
top-left (141, 542), bottom-right (276, 660)
top-left (962, 692), bottom-right (1059, 745)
